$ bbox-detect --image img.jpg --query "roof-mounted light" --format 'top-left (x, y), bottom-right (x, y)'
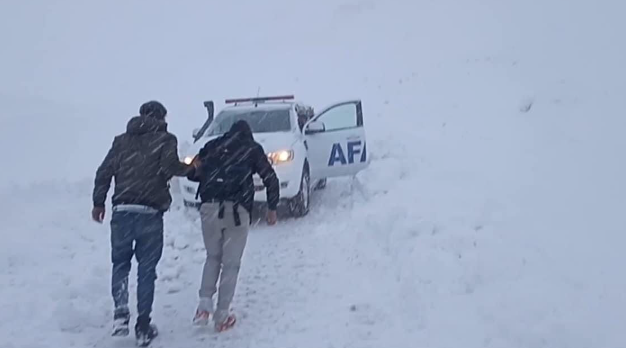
top-left (225, 95), bottom-right (295, 105)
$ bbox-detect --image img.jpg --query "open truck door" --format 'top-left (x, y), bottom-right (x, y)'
top-left (305, 100), bottom-right (369, 179)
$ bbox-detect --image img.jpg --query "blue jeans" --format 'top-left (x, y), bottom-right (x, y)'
top-left (110, 211), bottom-right (164, 323)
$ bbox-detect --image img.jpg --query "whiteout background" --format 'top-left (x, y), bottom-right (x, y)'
top-left (1, 1), bottom-right (625, 347)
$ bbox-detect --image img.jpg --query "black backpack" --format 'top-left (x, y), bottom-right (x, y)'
top-left (195, 135), bottom-right (251, 225)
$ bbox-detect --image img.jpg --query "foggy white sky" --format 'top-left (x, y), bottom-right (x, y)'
top-left (3, 0), bottom-right (623, 125)
top-left (0, 0), bottom-right (624, 185)
top-left (0, 1), bottom-right (535, 120)
top-left (1, 0), bottom-right (416, 125)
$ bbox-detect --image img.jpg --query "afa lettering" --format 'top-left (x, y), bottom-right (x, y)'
top-left (361, 141), bottom-right (367, 163)
top-left (328, 143), bottom-right (347, 166)
top-left (328, 141), bottom-right (367, 166)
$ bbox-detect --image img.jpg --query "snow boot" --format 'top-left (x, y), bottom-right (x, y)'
top-left (193, 297), bottom-right (213, 326)
top-left (112, 317), bottom-right (130, 337)
top-left (135, 318), bottom-right (158, 347)
top-left (214, 313), bottom-right (236, 333)
top-left (193, 309), bottom-right (211, 326)
top-left (112, 308), bottom-right (130, 337)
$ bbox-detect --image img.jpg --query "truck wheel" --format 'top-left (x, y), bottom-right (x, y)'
top-left (289, 167), bottom-right (310, 217)
top-left (314, 178), bottom-right (327, 190)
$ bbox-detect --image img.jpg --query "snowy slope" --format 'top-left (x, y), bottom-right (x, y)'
top-left (2, 0), bottom-right (626, 348)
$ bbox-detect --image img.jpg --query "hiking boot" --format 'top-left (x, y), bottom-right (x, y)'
top-left (193, 309), bottom-right (211, 326)
top-left (112, 307), bottom-right (130, 337)
top-left (193, 298), bottom-right (213, 326)
top-left (214, 313), bottom-right (236, 332)
top-left (112, 317), bottom-right (130, 337)
top-left (135, 318), bottom-right (158, 347)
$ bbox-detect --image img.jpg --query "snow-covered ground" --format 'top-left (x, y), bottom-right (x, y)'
top-left (2, 0), bottom-right (626, 347)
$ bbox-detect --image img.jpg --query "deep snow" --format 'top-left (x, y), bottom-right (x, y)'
top-left (2, 0), bottom-right (626, 347)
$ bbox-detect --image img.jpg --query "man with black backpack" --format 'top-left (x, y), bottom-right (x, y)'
top-left (187, 120), bottom-right (279, 332)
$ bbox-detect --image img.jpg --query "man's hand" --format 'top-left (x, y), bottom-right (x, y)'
top-left (191, 156), bottom-right (202, 169)
top-left (266, 210), bottom-right (278, 225)
top-left (92, 206), bottom-right (105, 223)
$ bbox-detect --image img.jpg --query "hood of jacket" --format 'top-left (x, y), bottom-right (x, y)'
top-left (126, 116), bottom-right (168, 135)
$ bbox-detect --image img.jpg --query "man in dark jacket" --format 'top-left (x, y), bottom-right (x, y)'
top-left (92, 101), bottom-right (191, 346)
top-left (188, 120), bottom-right (279, 332)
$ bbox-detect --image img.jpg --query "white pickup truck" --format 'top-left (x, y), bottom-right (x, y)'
top-left (180, 95), bottom-right (369, 217)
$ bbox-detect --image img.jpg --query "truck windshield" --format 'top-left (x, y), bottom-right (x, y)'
top-left (205, 108), bottom-right (291, 136)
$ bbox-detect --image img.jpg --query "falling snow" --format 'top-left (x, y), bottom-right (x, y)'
top-left (2, 0), bottom-right (626, 348)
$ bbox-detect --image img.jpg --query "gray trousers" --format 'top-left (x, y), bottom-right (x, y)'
top-left (199, 202), bottom-right (250, 320)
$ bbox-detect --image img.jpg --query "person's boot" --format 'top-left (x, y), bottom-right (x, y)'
top-left (193, 309), bottom-right (211, 326)
top-left (213, 309), bottom-right (236, 332)
top-left (112, 307), bottom-right (130, 337)
top-left (192, 298), bottom-right (213, 326)
top-left (135, 316), bottom-right (158, 347)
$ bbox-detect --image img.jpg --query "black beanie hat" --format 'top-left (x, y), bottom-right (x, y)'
top-left (229, 120), bottom-right (254, 140)
top-left (139, 101), bottom-right (167, 119)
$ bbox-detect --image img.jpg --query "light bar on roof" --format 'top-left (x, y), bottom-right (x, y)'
top-left (225, 95), bottom-right (295, 104)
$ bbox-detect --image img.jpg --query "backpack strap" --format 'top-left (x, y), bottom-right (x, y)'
top-left (215, 200), bottom-right (241, 226)
top-left (218, 200), bottom-right (225, 219)
top-left (233, 202), bottom-right (241, 226)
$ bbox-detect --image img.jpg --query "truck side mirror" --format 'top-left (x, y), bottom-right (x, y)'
top-left (305, 121), bottom-right (325, 134)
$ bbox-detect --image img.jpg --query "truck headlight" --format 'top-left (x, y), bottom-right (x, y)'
top-left (267, 150), bottom-right (294, 165)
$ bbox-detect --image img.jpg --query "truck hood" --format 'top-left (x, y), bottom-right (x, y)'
top-left (185, 131), bottom-right (298, 157)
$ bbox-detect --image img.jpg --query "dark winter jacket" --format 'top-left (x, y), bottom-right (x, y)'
top-left (187, 123), bottom-right (280, 215)
top-left (93, 116), bottom-right (190, 212)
